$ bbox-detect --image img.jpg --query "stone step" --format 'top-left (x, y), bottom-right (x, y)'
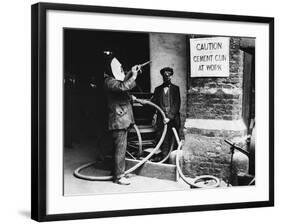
top-left (125, 158), bottom-right (177, 181)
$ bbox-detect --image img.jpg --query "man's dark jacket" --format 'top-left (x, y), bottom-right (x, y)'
top-left (152, 83), bottom-right (181, 129)
top-left (104, 74), bottom-right (136, 130)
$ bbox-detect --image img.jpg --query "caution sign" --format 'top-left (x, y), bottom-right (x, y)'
top-left (190, 37), bottom-right (230, 77)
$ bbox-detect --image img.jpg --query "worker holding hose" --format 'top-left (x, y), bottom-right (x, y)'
top-left (151, 67), bottom-right (181, 162)
top-left (103, 51), bottom-right (141, 185)
top-left (75, 59), bottom-right (220, 188)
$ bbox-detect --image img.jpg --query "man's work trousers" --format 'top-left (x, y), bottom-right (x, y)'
top-left (111, 129), bottom-right (128, 179)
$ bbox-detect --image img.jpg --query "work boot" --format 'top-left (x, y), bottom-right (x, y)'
top-left (114, 177), bottom-right (130, 185)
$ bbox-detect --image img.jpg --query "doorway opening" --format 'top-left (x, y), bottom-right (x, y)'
top-left (63, 28), bottom-right (150, 152)
top-left (241, 40), bottom-right (255, 134)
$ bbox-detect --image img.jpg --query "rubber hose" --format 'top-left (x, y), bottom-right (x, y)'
top-left (172, 127), bottom-right (220, 188)
top-left (136, 99), bottom-right (173, 164)
top-left (73, 98), bottom-right (168, 181)
top-left (155, 136), bottom-right (175, 164)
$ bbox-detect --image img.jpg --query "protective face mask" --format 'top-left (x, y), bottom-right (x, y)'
top-left (111, 57), bottom-right (125, 81)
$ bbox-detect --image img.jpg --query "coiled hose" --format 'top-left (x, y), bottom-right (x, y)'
top-left (73, 98), bottom-right (167, 181)
top-left (74, 98), bottom-right (220, 188)
top-left (172, 128), bottom-right (220, 188)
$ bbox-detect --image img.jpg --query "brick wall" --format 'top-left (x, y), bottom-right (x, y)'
top-left (187, 38), bottom-right (244, 120)
top-left (183, 123), bottom-right (247, 180)
top-left (182, 37), bottom-right (248, 181)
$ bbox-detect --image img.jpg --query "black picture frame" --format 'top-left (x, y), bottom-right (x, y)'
top-left (31, 2), bottom-right (274, 222)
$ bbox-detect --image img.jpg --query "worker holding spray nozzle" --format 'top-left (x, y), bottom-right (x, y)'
top-left (103, 50), bottom-right (149, 185)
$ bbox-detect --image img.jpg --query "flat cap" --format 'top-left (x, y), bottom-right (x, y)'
top-left (160, 67), bottom-right (174, 76)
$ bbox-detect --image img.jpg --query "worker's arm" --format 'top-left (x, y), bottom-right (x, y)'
top-left (105, 65), bottom-right (140, 92)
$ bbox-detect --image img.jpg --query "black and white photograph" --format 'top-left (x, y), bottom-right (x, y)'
top-left (63, 29), bottom-right (256, 195)
top-left (1, 0), bottom-right (280, 223)
top-left (30, 2), bottom-right (274, 222)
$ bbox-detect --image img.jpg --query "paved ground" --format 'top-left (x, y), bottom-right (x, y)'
top-left (63, 140), bottom-right (189, 196)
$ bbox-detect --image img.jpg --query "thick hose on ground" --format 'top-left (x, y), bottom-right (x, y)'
top-left (172, 128), bottom-right (220, 188)
top-left (73, 98), bottom-right (167, 181)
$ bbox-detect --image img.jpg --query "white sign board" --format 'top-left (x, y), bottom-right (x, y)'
top-left (190, 37), bottom-right (230, 77)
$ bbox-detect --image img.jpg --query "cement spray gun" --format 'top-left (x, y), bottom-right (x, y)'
top-left (124, 60), bottom-right (152, 81)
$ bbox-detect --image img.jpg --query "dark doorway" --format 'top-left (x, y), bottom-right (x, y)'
top-left (242, 47), bottom-right (255, 133)
top-left (63, 28), bottom-right (150, 148)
